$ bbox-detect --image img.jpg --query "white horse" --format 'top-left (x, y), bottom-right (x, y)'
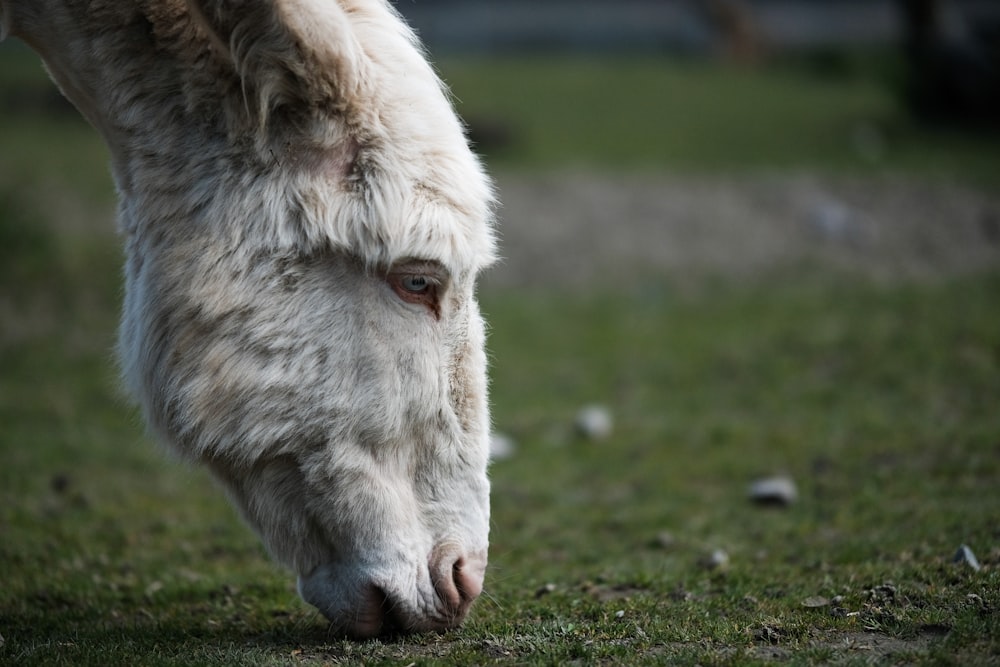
top-left (0, 0), bottom-right (497, 638)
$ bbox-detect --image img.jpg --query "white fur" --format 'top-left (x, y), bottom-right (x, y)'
top-left (2, 0), bottom-right (496, 637)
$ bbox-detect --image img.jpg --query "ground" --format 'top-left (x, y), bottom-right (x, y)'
top-left (486, 171), bottom-right (1000, 289)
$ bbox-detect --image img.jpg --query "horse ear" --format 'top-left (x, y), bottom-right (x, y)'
top-left (186, 0), bottom-right (372, 123)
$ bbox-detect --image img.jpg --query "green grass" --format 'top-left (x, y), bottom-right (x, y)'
top-left (3, 238), bottom-right (998, 664)
top-left (480, 279), bottom-right (1000, 664)
top-left (2, 44), bottom-right (999, 664)
top-left (438, 54), bottom-right (1000, 181)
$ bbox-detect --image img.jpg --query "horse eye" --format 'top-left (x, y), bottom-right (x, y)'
top-left (385, 262), bottom-right (447, 318)
top-left (401, 275), bottom-right (430, 293)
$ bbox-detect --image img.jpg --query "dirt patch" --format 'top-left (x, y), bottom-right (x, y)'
top-left (793, 628), bottom-right (945, 661)
top-left (484, 171), bottom-right (1000, 290)
top-left (651, 629), bottom-right (945, 663)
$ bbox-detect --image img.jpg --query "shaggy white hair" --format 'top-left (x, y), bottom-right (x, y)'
top-left (2, 0), bottom-right (498, 637)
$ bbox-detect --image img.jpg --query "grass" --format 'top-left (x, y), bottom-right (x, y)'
top-left (1, 43), bottom-right (999, 664)
top-left (3, 234), bottom-right (998, 664)
top-left (438, 54), bottom-right (1000, 182)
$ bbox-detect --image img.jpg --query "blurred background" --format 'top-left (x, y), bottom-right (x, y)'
top-left (390, 0), bottom-right (1000, 289)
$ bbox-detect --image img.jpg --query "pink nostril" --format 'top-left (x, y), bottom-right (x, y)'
top-left (454, 557), bottom-right (485, 602)
top-left (431, 546), bottom-right (487, 615)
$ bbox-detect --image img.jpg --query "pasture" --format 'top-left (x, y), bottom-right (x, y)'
top-left (2, 43), bottom-right (999, 665)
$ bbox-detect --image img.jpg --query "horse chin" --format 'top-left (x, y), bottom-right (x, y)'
top-left (297, 548), bottom-right (487, 638)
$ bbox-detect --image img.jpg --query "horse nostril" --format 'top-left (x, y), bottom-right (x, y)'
top-left (453, 557), bottom-right (485, 602)
top-left (431, 546), bottom-right (487, 615)
top-left (344, 583), bottom-right (388, 639)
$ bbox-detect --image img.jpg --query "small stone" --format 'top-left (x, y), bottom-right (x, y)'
top-left (534, 583), bottom-right (556, 598)
top-left (614, 610), bottom-right (625, 619)
top-left (748, 476), bottom-right (798, 507)
top-left (574, 405), bottom-right (613, 440)
top-left (489, 432), bottom-right (516, 461)
top-left (953, 544), bottom-right (981, 571)
top-left (802, 595), bottom-right (830, 608)
top-left (700, 548), bottom-right (729, 571)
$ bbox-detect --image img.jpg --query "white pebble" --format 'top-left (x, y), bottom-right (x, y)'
top-left (701, 548), bottom-right (730, 571)
top-left (748, 476), bottom-right (798, 506)
top-left (575, 404), bottom-right (613, 440)
top-left (953, 544), bottom-right (981, 571)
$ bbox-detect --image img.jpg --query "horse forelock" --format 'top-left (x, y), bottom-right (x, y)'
top-left (288, 0), bottom-right (498, 274)
top-left (22, 0), bottom-right (496, 276)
